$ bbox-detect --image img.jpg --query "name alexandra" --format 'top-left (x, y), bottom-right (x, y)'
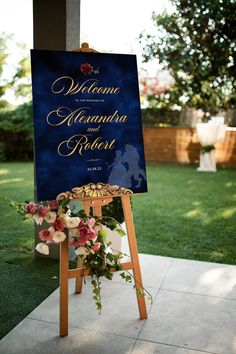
top-left (47, 106), bottom-right (127, 126)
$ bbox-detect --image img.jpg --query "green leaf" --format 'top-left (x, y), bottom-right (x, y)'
top-left (104, 271), bottom-right (113, 280)
top-left (114, 227), bottom-right (126, 237)
top-left (98, 228), bottom-right (108, 243)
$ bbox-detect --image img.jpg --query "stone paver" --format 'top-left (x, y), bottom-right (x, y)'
top-left (132, 340), bottom-right (214, 354)
top-left (28, 279), bottom-right (156, 338)
top-left (1, 254), bottom-right (236, 354)
top-left (0, 318), bottom-right (135, 354)
top-left (162, 258), bottom-right (236, 299)
top-left (139, 289), bottom-right (236, 354)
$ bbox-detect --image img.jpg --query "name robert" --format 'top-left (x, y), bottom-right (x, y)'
top-left (58, 134), bottom-right (116, 157)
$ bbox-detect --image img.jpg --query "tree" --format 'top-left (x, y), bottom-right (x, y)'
top-left (0, 33), bottom-right (33, 161)
top-left (11, 43), bottom-right (32, 101)
top-left (0, 34), bottom-right (12, 110)
top-left (140, 0), bottom-right (236, 115)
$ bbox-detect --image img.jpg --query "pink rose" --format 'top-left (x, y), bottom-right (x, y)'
top-left (79, 225), bottom-right (89, 238)
top-left (53, 217), bottom-right (65, 231)
top-left (91, 242), bottom-right (101, 252)
top-left (39, 229), bottom-right (53, 241)
top-left (78, 226), bottom-right (90, 245)
top-left (38, 205), bottom-right (48, 218)
top-left (87, 228), bottom-right (98, 240)
top-left (79, 220), bottom-right (85, 228)
top-left (48, 200), bottom-right (59, 210)
top-left (80, 63), bottom-right (93, 75)
top-left (69, 239), bottom-right (80, 247)
top-left (26, 202), bottom-right (37, 215)
top-left (87, 218), bottom-right (95, 228)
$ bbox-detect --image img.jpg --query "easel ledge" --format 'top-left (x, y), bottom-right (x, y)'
top-left (58, 43), bottom-right (147, 337)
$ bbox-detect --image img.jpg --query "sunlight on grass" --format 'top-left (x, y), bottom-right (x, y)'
top-left (0, 169), bottom-right (10, 175)
top-left (221, 207), bottom-right (236, 219)
top-left (0, 178), bottom-right (24, 185)
top-left (184, 209), bottom-right (204, 218)
top-left (225, 181), bottom-right (236, 188)
top-left (192, 201), bottom-right (202, 206)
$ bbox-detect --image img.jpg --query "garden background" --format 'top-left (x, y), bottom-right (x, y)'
top-left (0, 0), bottom-right (236, 340)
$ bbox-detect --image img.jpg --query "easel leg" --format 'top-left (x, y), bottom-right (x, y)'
top-left (75, 202), bottom-right (91, 294)
top-left (60, 235), bottom-right (69, 336)
top-left (75, 257), bottom-right (83, 294)
top-left (121, 195), bottom-right (147, 319)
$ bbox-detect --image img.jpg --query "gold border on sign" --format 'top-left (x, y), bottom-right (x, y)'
top-left (57, 183), bottom-right (133, 200)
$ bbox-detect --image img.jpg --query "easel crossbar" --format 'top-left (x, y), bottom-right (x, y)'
top-left (68, 261), bottom-right (133, 279)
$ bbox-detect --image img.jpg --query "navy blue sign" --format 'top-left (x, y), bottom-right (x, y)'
top-left (31, 49), bottom-right (147, 201)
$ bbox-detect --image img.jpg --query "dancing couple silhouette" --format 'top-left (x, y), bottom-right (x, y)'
top-left (108, 145), bottom-right (146, 189)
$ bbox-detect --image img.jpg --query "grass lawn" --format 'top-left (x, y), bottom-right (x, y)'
top-left (0, 161), bottom-right (236, 338)
top-left (0, 162), bottom-right (59, 339)
top-left (133, 163), bottom-right (236, 264)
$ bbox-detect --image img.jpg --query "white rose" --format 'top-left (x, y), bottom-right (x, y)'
top-left (105, 246), bottom-right (113, 254)
top-left (33, 214), bottom-right (44, 225)
top-left (35, 242), bottom-right (49, 255)
top-left (45, 211), bottom-right (57, 224)
top-left (53, 231), bottom-right (67, 243)
top-left (69, 228), bottom-right (80, 237)
top-left (65, 217), bottom-right (80, 229)
top-left (75, 246), bottom-right (89, 256)
top-left (58, 209), bottom-right (71, 218)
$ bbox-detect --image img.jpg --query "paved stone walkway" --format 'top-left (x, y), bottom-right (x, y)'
top-left (0, 254), bottom-right (236, 354)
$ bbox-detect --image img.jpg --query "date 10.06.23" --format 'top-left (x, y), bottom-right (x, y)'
top-left (87, 166), bottom-right (102, 172)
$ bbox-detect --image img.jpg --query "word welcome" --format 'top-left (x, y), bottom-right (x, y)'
top-left (51, 76), bottom-right (120, 96)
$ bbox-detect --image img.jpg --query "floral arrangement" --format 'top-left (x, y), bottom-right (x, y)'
top-left (80, 63), bottom-right (99, 75)
top-left (10, 198), bottom-right (151, 312)
top-left (201, 144), bottom-right (215, 154)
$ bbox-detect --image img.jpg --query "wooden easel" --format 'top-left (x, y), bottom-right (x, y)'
top-left (59, 43), bottom-right (147, 337)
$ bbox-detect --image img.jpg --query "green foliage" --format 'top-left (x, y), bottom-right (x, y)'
top-left (140, 0), bottom-right (236, 114)
top-left (120, 271), bottom-right (132, 283)
top-left (0, 102), bottom-right (33, 161)
top-left (201, 144), bottom-right (215, 153)
top-left (12, 53), bottom-right (32, 100)
top-left (98, 228), bottom-right (108, 243)
top-left (0, 102), bottom-right (33, 136)
top-left (0, 33), bottom-right (31, 105)
top-left (0, 33), bottom-right (33, 161)
top-left (102, 197), bottom-right (124, 223)
top-left (113, 227), bottom-right (126, 237)
top-left (0, 33), bottom-right (11, 105)
top-left (141, 107), bottom-right (181, 126)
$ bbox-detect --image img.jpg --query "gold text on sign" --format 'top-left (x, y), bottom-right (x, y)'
top-left (47, 107), bottom-right (128, 126)
top-left (51, 76), bottom-right (120, 96)
top-left (57, 134), bottom-right (116, 156)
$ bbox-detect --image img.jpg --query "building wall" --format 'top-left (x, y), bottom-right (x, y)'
top-left (143, 127), bottom-right (236, 167)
